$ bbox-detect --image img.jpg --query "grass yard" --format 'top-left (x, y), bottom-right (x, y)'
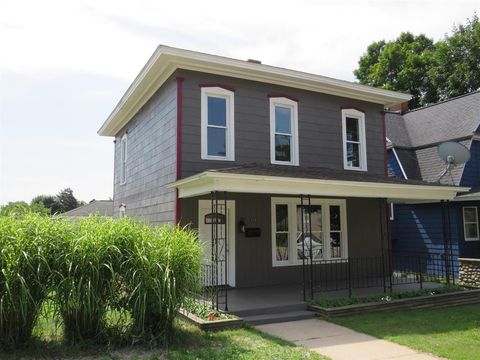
top-left (331, 303), bottom-right (480, 360)
top-left (3, 316), bottom-right (326, 360)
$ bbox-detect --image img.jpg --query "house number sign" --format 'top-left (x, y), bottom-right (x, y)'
top-left (204, 213), bottom-right (226, 224)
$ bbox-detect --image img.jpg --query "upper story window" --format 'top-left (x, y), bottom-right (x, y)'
top-left (120, 134), bottom-right (127, 184)
top-left (269, 97), bottom-right (299, 165)
top-left (201, 87), bottom-right (235, 161)
top-left (342, 109), bottom-right (367, 171)
top-left (463, 206), bottom-right (479, 241)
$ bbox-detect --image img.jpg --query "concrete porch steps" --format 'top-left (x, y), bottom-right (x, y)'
top-left (230, 302), bottom-right (307, 317)
top-left (243, 310), bottom-right (315, 325)
top-left (229, 303), bottom-right (315, 325)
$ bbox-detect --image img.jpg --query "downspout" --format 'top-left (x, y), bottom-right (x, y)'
top-left (175, 77), bottom-right (185, 224)
top-left (381, 111), bottom-right (387, 178)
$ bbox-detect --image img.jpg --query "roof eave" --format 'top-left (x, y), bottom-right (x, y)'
top-left (167, 171), bottom-right (468, 202)
top-left (98, 46), bottom-right (411, 137)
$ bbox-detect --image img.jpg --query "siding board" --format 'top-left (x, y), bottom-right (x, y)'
top-left (178, 70), bottom-right (385, 178)
top-left (113, 76), bottom-right (177, 225)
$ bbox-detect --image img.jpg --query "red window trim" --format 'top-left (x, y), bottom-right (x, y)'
top-left (340, 106), bottom-right (366, 114)
top-left (199, 83), bottom-right (236, 92)
top-left (268, 93), bottom-right (299, 102)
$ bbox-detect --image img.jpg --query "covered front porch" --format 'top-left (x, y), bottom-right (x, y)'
top-left (224, 281), bottom-right (443, 315)
top-left (169, 164), bottom-right (467, 312)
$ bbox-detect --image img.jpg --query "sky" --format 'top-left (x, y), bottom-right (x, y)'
top-left (0, 0), bottom-right (478, 204)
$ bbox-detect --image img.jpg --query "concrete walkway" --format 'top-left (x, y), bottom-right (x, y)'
top-left (256, 319), bottom-right (442, 360)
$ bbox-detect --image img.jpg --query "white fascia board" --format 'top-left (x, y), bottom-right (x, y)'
top-left (453, 192), bottom-right (480, 202)
top-left (98, 46), bottom-right (411, 136)
top-left (171, 171), bottom-right (469, 201)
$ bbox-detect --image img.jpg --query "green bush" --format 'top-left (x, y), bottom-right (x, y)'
top-left (0, 213), bottom-right (62, 349)
top-left (123, 224), bottom-right (202, 340)
top-left (0, 213), bottom-right (202, 349)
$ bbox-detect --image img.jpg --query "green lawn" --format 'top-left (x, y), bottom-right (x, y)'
top-left (330, 303), bottom-right (480, 360)
top-left (3, 315), bottom-right (326, 360)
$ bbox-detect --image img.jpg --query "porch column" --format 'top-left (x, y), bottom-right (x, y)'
top-left (441, 200), bottom-right (452, 284)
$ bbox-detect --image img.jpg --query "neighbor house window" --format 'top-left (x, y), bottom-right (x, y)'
top-left (271, 198), bottom-right (347, 266)
top-left (201, 87), bottom-right (235, 160)
top-left (270, 97), bottom-right (299, 165)
top-left (342, 109), bottom-right (367, 171)
top-left (120, 134), bottom-right (127, 184)
top-left (463, 207), bottom-right (479, 241)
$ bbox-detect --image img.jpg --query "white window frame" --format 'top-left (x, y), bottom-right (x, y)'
top-left (269, 97), bottom-right (299, 166)
top-left (120, 133), bottom-right (127, 185)
top-left (271, 197), bottom-right (348, 267)
top-left (342, 108), bottom-right (367, 171)
top-left (463, 206), bottom-right (479, 241)
top-left (201, 87), bottom-right (235, 161)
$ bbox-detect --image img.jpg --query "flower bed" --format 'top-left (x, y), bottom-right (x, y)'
top-left (311, 285), bottom-right (464, 308)
top-left (179, 299), bottom-right (243, 330)
top-left (309, 286), bottom-right (480, 317)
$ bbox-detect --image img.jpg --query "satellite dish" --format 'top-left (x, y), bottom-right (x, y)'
top-left (436, 142), bottom-right (471, 183)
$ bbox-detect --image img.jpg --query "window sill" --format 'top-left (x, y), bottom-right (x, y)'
top-left (464, 238), bottom-right (480, 242)
top-left (270, 161), bottom-right (299, 166)
top-left (343, 166), bottom-right (367, 172)
top-left (201, 156), bottom-right (235, 161)
top-left (272, 258), bottom-right (349, 267)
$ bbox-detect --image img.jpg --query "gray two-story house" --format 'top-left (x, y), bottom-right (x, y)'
top-left (98, 46), bottom-right (466, 305)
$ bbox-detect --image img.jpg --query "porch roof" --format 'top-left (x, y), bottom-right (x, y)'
top-left (168, 164), bottom-right (469, 202)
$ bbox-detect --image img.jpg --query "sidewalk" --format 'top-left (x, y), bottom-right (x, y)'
top-left (256, 319), bottom-right (442, 360)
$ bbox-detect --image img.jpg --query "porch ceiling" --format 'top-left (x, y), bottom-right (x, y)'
top-left (167, 165), bottom-right (469, 203)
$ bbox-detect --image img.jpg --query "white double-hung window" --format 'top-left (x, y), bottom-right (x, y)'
top-left (270, 97), bottom-right (299, 165)
top-left (271, 198), bottom-right (348, 266)
top-left (201, 87), bottom-right (235, 161)
top-left (342, 108), bottom-right (367, 171)
top-left (463, 207), bottom-right (479, 241)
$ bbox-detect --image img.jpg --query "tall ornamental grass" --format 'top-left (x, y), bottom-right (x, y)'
top-left (123, 225), bottom-right (201, 339)
top-left (0, 213), bottom-right (65, 349)
top-left (0, 213), bottom-right (202, 349)
top-left (53, 216), bottom-right (123, 344)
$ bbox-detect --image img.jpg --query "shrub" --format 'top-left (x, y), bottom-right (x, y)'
top-left (0, 214), bottom-right (202, 348)
top-left (53, 216), bottom-right (123, 344)
top-left (123, 224), bottom-right (202, 341)
top-left (0, 213), bottom-right (62, 349)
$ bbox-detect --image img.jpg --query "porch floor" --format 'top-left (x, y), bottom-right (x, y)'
top-left (224, 282), bottom-right (443, 314)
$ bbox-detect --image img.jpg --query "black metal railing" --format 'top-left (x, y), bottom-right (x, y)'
top-left (199, 260), bottom-right (228, 310)
top-left (310, 251), bottom-right (458, 298)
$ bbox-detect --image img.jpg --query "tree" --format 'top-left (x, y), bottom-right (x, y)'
top-left (428, 14), bottom-right (480, 101)
top-left (56, 188), bottom-right (83, 213)
top-left (31, 194), bottom-right (61, 214)
top-left (0, 201), bottom-right (50, 216)
top-left (354, 14), bottom-right (480, 109)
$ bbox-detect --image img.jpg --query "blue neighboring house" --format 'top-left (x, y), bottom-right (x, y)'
top-left (386, 91), bottom-right (480, 271)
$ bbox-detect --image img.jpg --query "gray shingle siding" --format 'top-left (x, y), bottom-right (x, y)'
top-left (178, 69), bottom-right (386, 178)
top-left (113, 76), bottom-right (177, 225)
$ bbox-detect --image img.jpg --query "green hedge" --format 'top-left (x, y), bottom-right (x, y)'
top-left (0, 213), bottom-right (201, 349)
